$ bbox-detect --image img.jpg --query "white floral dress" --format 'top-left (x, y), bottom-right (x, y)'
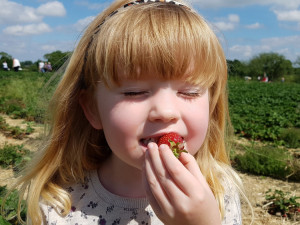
top-left (41, 170), bottom-right (242, 225)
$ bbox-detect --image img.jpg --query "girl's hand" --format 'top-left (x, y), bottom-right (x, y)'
top-left (142, 142), bottom-right (221, 225)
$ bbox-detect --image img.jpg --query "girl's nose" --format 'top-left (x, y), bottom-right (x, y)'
top-left (148, 90), bottom-right (180, 123)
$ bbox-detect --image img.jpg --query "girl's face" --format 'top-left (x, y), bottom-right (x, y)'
top-left (89, 76), bottom-right (209, 170)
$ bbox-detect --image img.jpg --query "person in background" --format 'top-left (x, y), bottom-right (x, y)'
top-left (43, 62), bottom-right (53, 72)
top-left (12, 58), bottom-right (21, 72)
top-left (39, 61), bottom-right (45, 73)
top-left (44, 62), bottom-right (48, 72)
top-left (2, 61), bottom-right (9, 71)
top-left (46, 62), bottom-right (52, 72)
top-left (261, 72), bottom-right (268, 82)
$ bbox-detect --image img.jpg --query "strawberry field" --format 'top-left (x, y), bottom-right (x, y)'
top-left (228, 80), bottom-right (300, 147)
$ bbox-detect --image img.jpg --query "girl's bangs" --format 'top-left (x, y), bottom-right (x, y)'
top-left (90, 3), bottom-right (226, 88)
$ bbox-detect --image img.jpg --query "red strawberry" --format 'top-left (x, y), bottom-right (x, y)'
top-left (157, 132), bottom-right (187, 158)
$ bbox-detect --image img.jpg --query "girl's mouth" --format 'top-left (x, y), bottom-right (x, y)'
top-left (139, 137), bottom-right (159, 147)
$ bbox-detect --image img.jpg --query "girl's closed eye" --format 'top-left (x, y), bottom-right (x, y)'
top-left (122, 90), bottom-right (149, 97)
top-left (178, 88), bottom-right (206, 99)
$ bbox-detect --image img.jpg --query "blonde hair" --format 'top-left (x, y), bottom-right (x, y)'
top-left (8, 0), bottom-right (246, 224)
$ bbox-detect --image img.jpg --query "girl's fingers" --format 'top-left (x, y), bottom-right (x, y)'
top-left (157, 145), bottom-right (211, 197)
top-left (142, 156), bottom-right (162, 217)
top-left (143, 146), bottom-right (173, 216)
top-left (178, 152), bottom-right (208, 184)
top-left (146, 143), bottom-right (187, 199)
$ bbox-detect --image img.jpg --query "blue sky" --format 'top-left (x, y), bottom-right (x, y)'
top-left (0, 0), bottom-right (300, 63)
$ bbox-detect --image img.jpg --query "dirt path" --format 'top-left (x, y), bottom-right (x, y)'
top-left (0, 114), bottom-right (45, 151)
top-left (240, 172), bottom-right (300, 224)
top-left (0, 114), bottom-right (299, 224)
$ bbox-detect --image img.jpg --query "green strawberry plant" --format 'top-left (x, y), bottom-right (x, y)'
top-left (264, 189), bottom-right (300, 219)
top-left (0, 186), bottom-right (27, 225)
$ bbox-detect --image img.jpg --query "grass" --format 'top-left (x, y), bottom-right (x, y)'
top-left (231, 140), bottom-right (300, 182)
top-left (0, 115), bottom-right (35, 139)
top-left (0, 71), bottom-right (58, 123)
top-left (280, 128), bottom-right (300, 148)
top-left (0, 186), bottom-right (26, 225)
top-left (0, 144), bottom-right (31, 171)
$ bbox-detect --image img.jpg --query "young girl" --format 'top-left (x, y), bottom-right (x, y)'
top-left (13, 0), bottom-right (247, 224)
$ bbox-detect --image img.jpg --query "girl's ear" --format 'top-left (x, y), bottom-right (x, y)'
top-left (79, 90), bottom-right (102, 130)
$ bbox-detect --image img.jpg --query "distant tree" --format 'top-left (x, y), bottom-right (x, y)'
top-left (227, 59), bottom-right (249, 78)
top-left (20, 60), bottom-right (38, 71)
top-left (293, 57), bottom-right (300, 77)
top-left (44, 50), bottom-right (71, 71)
top-left (248, 53), bottom-right (293, 81)
top-left (0, 52), bottom-right (13, 70)
top-left (21, 60), bottom-right (33, 67)
top-left (295, 56), bottom-right (300, 68)
top-left (0, 52), bottom-right (12, 60)
top-left (281, 59), bottom-right (293, 75)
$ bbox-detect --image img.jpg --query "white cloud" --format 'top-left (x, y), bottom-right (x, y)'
top-left (245, 22), bottom-right (263, 29)
top-left (0, 0), bottom-right (42, 24)
top-left (190, 0), bottom-right (245, 8)
top-left (192, 1), bottom-right (300, 32)
top-left (0, 0), bottom-right (66, 25)
top-left (267, 0), bottom-right (300, 10)
top-left (36, 1), bottom-right (66, 17)
top-left (75, 0), bottom-right (109, 10)
top-left (41, 40), bottom-right (74, 54)
top-left (3, 23), bottom-right (52, 36)
top-left (41, 44), bottom-right (58, 52)
top-left (213, 14), bottom-right (240, 31)
top-left (190, 0), bottom-right (300, 9)
top-left (228, 35), bottom-right (300, 61)
top-left (214, 22), bottom-right (235, 31)
top-left (273, 9), bottom-right (300, 22)
top-left (229, 45), bottom-right (253, 59)
top-left (259, 45), bottom-right (272, 52)
top-left (261, 35), bottom-right (300, 48)
top-left (0, 1), bottom-right (66, 37)
top-left (228, 14), bottom-right (240, 23)
top-left (73, 16), bottom-right (95, 32)
top-left (277, 48), bottom-right (290, 55)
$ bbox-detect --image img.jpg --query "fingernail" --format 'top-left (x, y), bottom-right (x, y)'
top-left (147, 142), bottom-right (156, 149)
